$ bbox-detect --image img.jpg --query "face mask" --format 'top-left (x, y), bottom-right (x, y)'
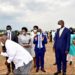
top-left (33, 30), bottom-right (37, 33)
top-left (7, 30), bottom-right (11, 33)
top-left (57, 25), bottom-right (61, 28)
top-left (37, 32), bottom-right (41, 35)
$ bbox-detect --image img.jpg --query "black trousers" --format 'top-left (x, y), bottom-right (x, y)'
top-left (3, 46), bottom-right (15, 72)
top-left (6, 57), bottom-right (15, 72)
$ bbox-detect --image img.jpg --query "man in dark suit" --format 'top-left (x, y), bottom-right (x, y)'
top-left (3, 25), bottom-right (18, 75)
top-left (33, 29), bottom-right (47, 72)
top-left (53, 20), bottom-right (70, 75)
top-left (6, 25), bottom-right (18, 42)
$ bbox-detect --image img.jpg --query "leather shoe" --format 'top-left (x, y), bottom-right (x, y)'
top-left (36, 69), bottom-right (39, 72)
top-left (41, 69), bottom-right (46, 72)
top-left (54, 71), bottom-right (61, 75)
top-left (53, 63), bottom-right (57, 65)
top-left (6, 71), bottom-right (10, 75)
top-left (69, 61), bottom-right (72, 66)
top-left (62, 72), bottom-right (66, 75)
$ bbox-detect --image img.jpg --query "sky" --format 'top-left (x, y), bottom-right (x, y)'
top-left (0, 0), bottom-right (75, 31)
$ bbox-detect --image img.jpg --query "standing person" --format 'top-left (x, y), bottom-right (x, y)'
top-left (18, 27), bottom-right (32, 55)
top-left (31, 25), bottom-right (39, 68)
top-left (53, 30), bottom-right (57, 66)
top-left (2, 25), bottom-right (18, 75)
top-left (67, 31), bottom-right (75, 65)
top-left (67, 34), bottom-right (75, 65)
top-left (0, 35), bottom-right (3, 53)
top-left (67, 28), bottom-right (74, 65)
top-left (49, 31), bottom-right (52, 42)
top-left (0, 34), bottom-right (33, 75)
top-left (53, 20), bottom-right (70, 75)
top-left (52, 30), bottom-right (56, 42)
top-left (6, 25), bottom-right (18, 42)
top-left (33, 29), bottom-right (47, 72)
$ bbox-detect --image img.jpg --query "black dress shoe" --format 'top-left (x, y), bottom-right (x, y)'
top-left (41, 69), bottom-right (46, 72)
top-left (53, 63), bottom-right (57, 65)
top-left (62, 72), bottom-right (66, 75)
top-left (69, 61), bottom-right (72, 66)
top-left (54, 71), bottom-right (61, 75)
top-left (36, 69), bottom-right (39, 72)
top-left (6, 71), bottom-right (10, 75)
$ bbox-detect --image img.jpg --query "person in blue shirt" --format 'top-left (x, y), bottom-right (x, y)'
top-left (33, 29), bottom-right (47, 72)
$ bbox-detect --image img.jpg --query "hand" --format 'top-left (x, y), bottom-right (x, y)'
top-left (42, 37), bottom-right (44, 41)
top-left (35, 37), bottom-right (37, 41)
top-left (23, 44), bottom-right (31, 48)
top-left (21, 44), bottom-right (25, 47)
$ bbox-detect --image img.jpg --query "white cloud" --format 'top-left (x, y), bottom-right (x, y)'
top-left (0, 0), bottom-right (75, 31)
top-left (0, 3), bottom-right (16, 14)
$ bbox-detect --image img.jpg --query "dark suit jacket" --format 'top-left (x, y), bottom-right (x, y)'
top-left (33, 33), bottom-right (47, 53)
top-left (6, 31), bottom-right (18, 43)
top-left (53, 27), bottom-right (70, 52)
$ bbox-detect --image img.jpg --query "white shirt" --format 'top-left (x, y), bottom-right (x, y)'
top-left (59, 27), bottom-right (65, 37)
top-left (18, 34), bottom-right (31, 45)
top-left (1, 40), bottom-right (33, 69)
top-left (7, 31), bottom-right (12, 40)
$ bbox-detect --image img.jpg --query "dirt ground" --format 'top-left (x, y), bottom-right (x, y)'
top-left (0, 42), bottom-right (75, 75)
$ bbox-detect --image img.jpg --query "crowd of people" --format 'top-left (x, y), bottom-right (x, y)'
top-left (0, 20), bottom-right (75, 75)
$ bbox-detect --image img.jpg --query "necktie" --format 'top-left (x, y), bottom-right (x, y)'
top-left (7, 32), bottom-right (11, 40)
top-left (37, 34), bottom-right (43, 48)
